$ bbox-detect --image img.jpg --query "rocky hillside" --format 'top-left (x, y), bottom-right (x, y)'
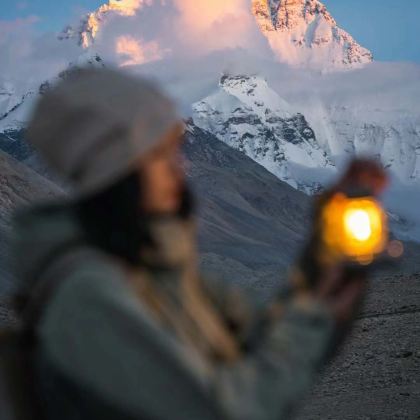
top-left (183, 122), bottom-right (310, 295)
top-left (0, 122), bottom-right (310, 297)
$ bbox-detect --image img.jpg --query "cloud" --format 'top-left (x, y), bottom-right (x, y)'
top-left (99, 0), bottom-right (153, 17)
top-left (79, 0), bottom-right (156, 48)
top-left (4, 0), bottom-right (418, 124)
top-left (0, 15), bottom-right (40, 33)
top-left (0, 0), bottom-right (271, 116)
top-left (0, 17), bottom-right (81, 94)
top-left (173, 0), bottom-right (248, 28)
top-left (83, 0), bottom-right (269, 63)
top-left (115, 35), bottom-right (165, 66)
top-left (76, 0), bottom-right (274, 114)
top-left (171, 0), bottom-right (259, 51)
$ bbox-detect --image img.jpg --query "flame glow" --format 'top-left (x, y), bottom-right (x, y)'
top-left (116, 35), bottom-right (164, 66)
top-left (321, 194), bottom-right (388, 264)
top-left (344, 209), bottom-right (372, 241)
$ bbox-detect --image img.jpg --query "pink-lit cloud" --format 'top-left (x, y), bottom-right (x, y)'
top-left (0, 0), bottom-right (272, 116)
top-left (116, 35), bottom-right (165, 66)
top-left (171, 0), bottom-right (258, 51)
top-left (85, 0), bottom-right (269, 67)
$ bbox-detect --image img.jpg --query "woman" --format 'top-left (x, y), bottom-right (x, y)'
top-left (11, 67), bottom-right (368, 420)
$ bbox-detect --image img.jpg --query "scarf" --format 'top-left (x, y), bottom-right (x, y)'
top-left (125, 214), bottom-right (241, 366)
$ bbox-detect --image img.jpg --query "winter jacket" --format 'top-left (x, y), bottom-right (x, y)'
top-left (10, 200), bottom-right (336, 420)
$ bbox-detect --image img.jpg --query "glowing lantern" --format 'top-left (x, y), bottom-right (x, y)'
top-left (321, 193), bottom-right (388, 265)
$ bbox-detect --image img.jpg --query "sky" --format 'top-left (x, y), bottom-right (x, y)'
top-left (1, 0), bottom-right (419, 63)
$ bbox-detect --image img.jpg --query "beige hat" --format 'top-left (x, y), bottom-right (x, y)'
top-left (26, 66), bottom-right (182, 196)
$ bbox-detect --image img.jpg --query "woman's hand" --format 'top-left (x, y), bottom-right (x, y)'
top-left (313, 264), bottom-right (366, 325)
top-left (292, 158), bottom-right (388, 326)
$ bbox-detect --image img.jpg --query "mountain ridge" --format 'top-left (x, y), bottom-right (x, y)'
top-left (252, 0), bottom-right (373, 71)
top-left (193, 74), bottom-right (334, 193)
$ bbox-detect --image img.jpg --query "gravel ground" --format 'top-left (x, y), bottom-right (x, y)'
top-left (0, 297), bottom-right (16, 326)
top-left (1, 271), bottom-right (418, 419)
top-left (297, 272), bottom-right (420, 420)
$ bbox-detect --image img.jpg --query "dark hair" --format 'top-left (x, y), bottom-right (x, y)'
top-left (74, 169), bottom-right (195, 266)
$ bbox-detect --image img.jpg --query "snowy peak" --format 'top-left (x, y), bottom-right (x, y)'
top-left (252, 0), bottom-right (373, 71)
top-left (193, 73), bottom-right (420, 198)
top-left (193, 74), bottom-right (334, 193)
top-left (0, 83), bottom-right (21, 123)
top-left (59, 0), bottom-right (373, 71)
top-left (0, 54), bottom-right (105, 133)
top-left (219, 74), bottom-right (294, 118)
top-left (267, 0), bottom-right (336, 31)
top-left (59, 0), bottom-right (147, 48)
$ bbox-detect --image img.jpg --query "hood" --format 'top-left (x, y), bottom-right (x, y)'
top-left (10, 200), bottom-right (86, 293)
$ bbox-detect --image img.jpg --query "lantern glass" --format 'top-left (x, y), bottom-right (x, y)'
top-left (321, 193), bottom-right (388, 264)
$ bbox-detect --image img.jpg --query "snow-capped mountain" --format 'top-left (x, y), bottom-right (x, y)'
top-left (0, 83), bottom-right (29, 128)
top-left (0, 0), bottom-right (374, 132)
top-left (252, 0), bottom-right (373, 71)
top-left (0, 1), bottom-right (158, 131)
top-left (0, 87), bottom-right (36, 134)
top-left (193, 74), bottom-right (335, 193)
top-left (59, 0), bottom-right (145, 48)
top-left (60, 0), bottom-right (374, 72)
top-left (0, 54), bottom-right (104, 133)
top-left (302, 102), bottom-right (420, 184)
top-left (192, 72), bottom-right (420, 197)
top-left (1, 1), bottom-right (419, 210)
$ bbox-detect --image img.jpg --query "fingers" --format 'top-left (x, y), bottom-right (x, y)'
top-left (327, 275), bottom-right (366, 324)
top-left (315, 264), bottom-right (344, 299)
top-left (335, 158), bottom-right (389, 196)
top-left (309, 262), bottom-right (367, 325)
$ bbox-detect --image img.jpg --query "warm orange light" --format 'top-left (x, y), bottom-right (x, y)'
top-left (321, 193), bottom-right (388, 264)
top-left (115, 35), bottom-right (164, 67)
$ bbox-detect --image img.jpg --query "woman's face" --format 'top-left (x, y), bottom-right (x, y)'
top-left (139, 122), bottom-right (187, 215)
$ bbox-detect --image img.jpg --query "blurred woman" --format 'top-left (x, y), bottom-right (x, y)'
top-left (11, 67), bottom-right (368, 420)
